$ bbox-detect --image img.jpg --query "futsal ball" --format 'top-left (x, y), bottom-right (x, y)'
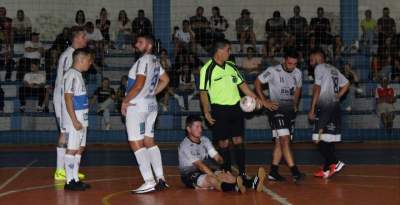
top-left (240, 96), bottom-right (257, 112)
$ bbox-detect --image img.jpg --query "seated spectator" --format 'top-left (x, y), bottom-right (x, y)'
top-left (360, 10), bottom-right (377, 53)
top-left (341, 62), bottom-right (363, 111)
top-left (283, 34), bottom-right (297, 54)
top-left (377, 7), bottom-right (396, 50)
top-left (375, 77), bottom-right (397, 129)
top-left (392, 58), bottom-right (400, 82)
top-left (371, 54), bottom-right (382, 81)
top-left (235, 9), bottom-right (256, 53)
top-left (75, 10), bottom-right (86, 27)
top-left (19, 60), bottom-right (49, 112)
top-left (0, 7), bottom-right (13, 52)
top-left (263, 36), bottom-right (282, 57)
top-left (131, 9), bottom-right (152, 36)
top-left (331, 35), bottom-right (345, 68)
top-left (310, 7), bottom-right (331, 45)
top-left (0, 51), bottom-right (15, 81)
top-left (287, 5), bottom-right (308, 50)
top-left (115, 10), bottom-right (132, 50)
top-left (96, 8), bottom-right (111, 43)
top-left (44, 48), bottom-right (60, 85)
top-left (0, 85), bottom-right (3, 112)
top-left (241, 47), bottom-right (261, 75)
top-left (12, 10), bottom-right (31, 43)
top-left (265, 10), bottom-right (286, 44)
top-left (24, 32), bottom-right (44, 60)
top-left (52, 27), bottom-right (71, 52)
top-left (209, 6), bottom-right (228, 42)
top-left (85, 22), bottom-right (105, 66)
top-left (90, 78), bottom-right (115, 130)
top-left (174, 20), bottom-right (195, 58)
top-left (377, 36), bottom-right (396, 58)
top-left (261, 41), bottom-right (279, 68)
top-left (190, 7), bottom-right (211, 50)
top-left (115, 75), bottom-right (127, 113)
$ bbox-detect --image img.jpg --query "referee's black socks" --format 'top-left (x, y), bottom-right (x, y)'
top-left (219, 147), bottom-right (231, 172)
top-left (233, 144), bottom-right (246, 175)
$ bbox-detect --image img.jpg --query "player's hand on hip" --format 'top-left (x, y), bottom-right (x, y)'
top-left (73, 120), bottom-right (83, 131)
top-left (263, 100), bottom-right (279, 111)
top-left (205, 112), bottom-right (216, 125)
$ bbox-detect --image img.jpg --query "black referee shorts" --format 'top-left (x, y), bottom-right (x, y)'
top-left (211, 103), bottom-right (244, 141)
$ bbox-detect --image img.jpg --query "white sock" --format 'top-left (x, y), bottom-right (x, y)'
top-left (73, 155), bottom-right (81, 182)
top-left (65, 154), bottom-right (75, 184)
top-left (56, 147), bottom-right (66, 170)
top-left (134, 148), bottom-right (154, 183)
top-left (147, 146), bottom-right (165, 181)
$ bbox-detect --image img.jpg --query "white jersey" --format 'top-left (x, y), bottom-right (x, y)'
top-left (258, 64), bottom-right (302, 109)
top-left (178, 136), bottom-right (218, 174)
top-left (55, 47), bottom-right (75, 91)
top-left (61, 68), bottom-right (89, 129)
top-left (314, 63), bottom-right (348, 106)
top-left (127, 54), bottom-right (165, 111)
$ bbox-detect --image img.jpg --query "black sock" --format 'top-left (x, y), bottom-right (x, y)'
top-left (233, 144), bottom-right (246, 175)
top-left (219, 147), bottom-right (231, 172)
top-left (318, 141), bottom-right (330, 171)
top-left (290, 165), bottom-right (300, 176)
top-left (221, 182), bottom-right (236, 192)
top-left (270, 164), bottom-right (279, 173)
top-left (327, 143), bottom-right (338, 165)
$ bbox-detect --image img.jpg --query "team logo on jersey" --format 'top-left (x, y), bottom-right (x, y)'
top-left (232, 76), bottom-right (238, 83)
top-left (263, 71), bottom-right (271, 79)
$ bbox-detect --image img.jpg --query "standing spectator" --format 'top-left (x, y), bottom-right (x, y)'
top-left (52, 27), bottom-right (71, 52)
top-left (96, 8), bottom-right (111, 43)
top-left (75, 10), bottom-right (86, 27)
top-left (0, 51), bottom-right (15, 81)
top-left (90, 78), bottom-right (115, 130)
top-left (265, 11), bottom-right (286, 44)
top-left (190, 7), bottom-right (211, 50)
top-left (44, 48), bottom-right (60, 85)
top-left (115, 10), bottom-right (132, 50)
top-left (174, 20), bottom-right (194, 58)
top-left (241, 46), bottom-right (262, 76)
top-left (0, 7), bottom-right (13, 52)
top-left (19, 60), bottom-right (49, 112)
top-left (131, 10), bottom-right (152, 36)
top-left (360, 10), bottom-right (377, 53)
top-left (287, 5), bottom-right (308, 50)
top-left (209, 6), bottom-right (229, 42)
top-left (24, 32), bottom-right (44, 60)
top-left (375, 77), bottom-right (396, 129)
top-left (310, 7), bottom-right (331, 45)
top-left (377, 7), bottom-right (396, 49)
top-left (85, 22), bottom-right (104, 66)
top-left (235, 9), bottom-right (256, 53)
top-left (12, 10), bottom-right (31, 43)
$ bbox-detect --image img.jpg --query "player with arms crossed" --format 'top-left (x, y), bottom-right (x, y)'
top-left (254, 49), bottom-right (304, 182)
top-left (308, 49), bottom-right (350, 178)
top-left (54, 26), bottom-right (87, 180)
top-left (179, 115), bottom-right (266, 193)
top-left (121, 34), bottom-right (170, 194)
top-left (62, 48), bottom-right (92, 191)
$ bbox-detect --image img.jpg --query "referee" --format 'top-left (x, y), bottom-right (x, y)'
top-left (199, 39), bottom-right (260, 180)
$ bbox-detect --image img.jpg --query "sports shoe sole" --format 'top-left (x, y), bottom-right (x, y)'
top-left (131, 187), bottom-right (156, 194)
top-left (236, 176), bottom-right (246, 194)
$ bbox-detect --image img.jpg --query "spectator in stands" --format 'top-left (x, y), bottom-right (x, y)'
top-left (190, 7), bottom-right (211, 50)
top-left (263, 36), bottom-right (282, 57)
top-left (287, 5), bottom-right (308, 50)
top-left (0, 7), bottom-right (13, 53)
top-left (375, 76), bottom-right (397, 129)
top-left (283, 34), bottom-right (297, 54)
top-left (377, 7), bottom-right (396, 50)
top-left (44, 48), bottom-right (60, 85)
top-left (75, 10), bottom-right (86, 27)
top-left (115, 10), bottom-right (132, 50)
top-left (19, 60), bottom-right (49, 112)
top-left (209, 6), bottom-right (229, 42)
top-left (115, 75), bottom-right (127, 111)
top-left (12, 10), bottom-right (31, 43)
top-left (0, 85), bottom-right (3, 112)
top-left (131, 9), bottom-right (152, 36)
top-left (360, 10), bottom-right (377, 54)
top-left (174, 20), bottom-right (194, 58)
top-left (265, 11), bottom-right (286, 44)
top-left (96, 8), bottom-right (111, 43)
top-left (310, 7), bottom-right (331, 45)
top-left (24, 32), bottom-right (44, 60)
top-left (392, 58), bottom-right (400, 82)
top-left (331, 35), bottom-right (345, 69)
top-left (371, 55), bottom-right (382, 81)
top-left (241, 47), bottom-right (261, 76)
top-left (341, 62), bottom-right (363, 111)
top-left (85, 22), bottom-right (105, 66)
top-left (0, 51), bottom-right (15, 81)
top-left (261, 40), bottom-right (279, 68)
top-left (90, 78), bottom-right (115, 130)
top-left (378, 36), bottom-right (396, 58)
top-left (379, 55), bottom-right (393, 79)
top-left (304, 34), bottom-right (320, 80)
top-left (235, 9), bottom-right (256, 53)
top-left (52, 27), bottom-right (71, 52)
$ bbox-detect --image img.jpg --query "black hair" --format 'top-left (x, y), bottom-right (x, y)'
top-left (273, 11), bottom-right (280, 18)
top-left (185, 115), bottom-right (202, 128)
top-left (136, 33), bottom-right (155, 45)
top-left (102, 77), bottom-right (110, 82)
top-left (212, 39), bottom-right (231, 55)
top-left (75, 10), bottom-right (86, 24)
top-left (309, 48), bottom-right (326, 59)
top-left (284, 47), bottom-right (299, 59)
top-left (212, 6), bottom-right (220, 16)
top-left (182, 19), bottom-right (190, 25)
top-left (30, 59), bottom-right (40, 66)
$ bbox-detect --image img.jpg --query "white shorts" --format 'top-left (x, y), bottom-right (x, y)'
top-left (126, 106), bottom-right (157, 141)
top-left (272, 129), bottom-right (291, 138)
top-left (312, 133), bottom-right (341, 142)
top-left (65, 126), bottom-right (87, 150)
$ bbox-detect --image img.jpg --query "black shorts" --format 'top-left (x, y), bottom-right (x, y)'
top-left (211, 103), bottom-right (244, 141)
top-left (312, 103), bottom-right (342, 142)
top-left (267, 109), bottom-right (296, 138)
top-left (181, 171), bottom-right (203, 188)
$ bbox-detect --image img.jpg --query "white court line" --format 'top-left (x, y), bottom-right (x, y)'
top-left (0, 160), bottom-right (37, 191)
top-left (263, 187), bottom-right (293, 205)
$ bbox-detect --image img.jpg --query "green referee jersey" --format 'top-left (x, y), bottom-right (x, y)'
top-left (199, 59), bottom-right (244, 105)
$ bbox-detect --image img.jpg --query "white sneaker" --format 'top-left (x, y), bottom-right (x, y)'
top-left (334, 161), bottom-right (345, 173)
top-left (131, 181), bottom-right (157, 194)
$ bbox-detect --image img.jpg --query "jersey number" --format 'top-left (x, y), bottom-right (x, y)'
top-left (149, 68), bottom-right (160, 94)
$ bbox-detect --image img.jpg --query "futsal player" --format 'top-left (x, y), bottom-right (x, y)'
top-left (53, 26), bottom-right (87, 180)
top-left (121, 34), bottom-right (170, 194)
top-left (62, 48), bottom-right (92, 190)
top-left (179, 115), bottom-right (266, 193)
top-left (254, 48), bottom-right (305, 182)
top-left (308, 49), bottom-right (350, 178)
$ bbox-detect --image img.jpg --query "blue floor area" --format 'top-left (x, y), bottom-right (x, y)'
top-left (1, 147), bottom-right (399, 168)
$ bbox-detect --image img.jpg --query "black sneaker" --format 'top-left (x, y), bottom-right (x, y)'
top-left (292, 172), bottom-right (306, 182)
top-left (64, 180), bottom-right (85, 191)
top-left (268, 171), bottom-right (286, 181)
top-left (240, 173), bottom-right (254, 188)
top-left (155, 179), bottom-right (169, 191)
top-left (76, 181), bottom-right (91, 189)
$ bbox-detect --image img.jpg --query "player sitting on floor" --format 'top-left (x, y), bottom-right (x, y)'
top-left (178, 115), bottom-right (266, 193)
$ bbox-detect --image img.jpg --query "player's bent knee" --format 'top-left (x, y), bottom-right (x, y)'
top-left (129, 140), bottom-right (145, 151)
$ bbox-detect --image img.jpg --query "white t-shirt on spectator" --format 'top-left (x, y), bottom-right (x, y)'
top-left (23, 71), bottom-right (46, 85)
top-left (12, 17), bottom-right (32, 31)
top-left (86, 28), bottom-right (104, 41)
top-left (175, 30), bottom-right (192, 43)
top-left (117, 20), bottom-right (132, 34)
top-left (24, 41), bottom-right (42, 59)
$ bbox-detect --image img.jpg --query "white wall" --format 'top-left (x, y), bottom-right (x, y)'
top-left (1, 0), bottom-right (152, 40)
top-left (358, 0), bottom-right (400, 35)
top-left (171, 0), bottom-right (341, 41)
